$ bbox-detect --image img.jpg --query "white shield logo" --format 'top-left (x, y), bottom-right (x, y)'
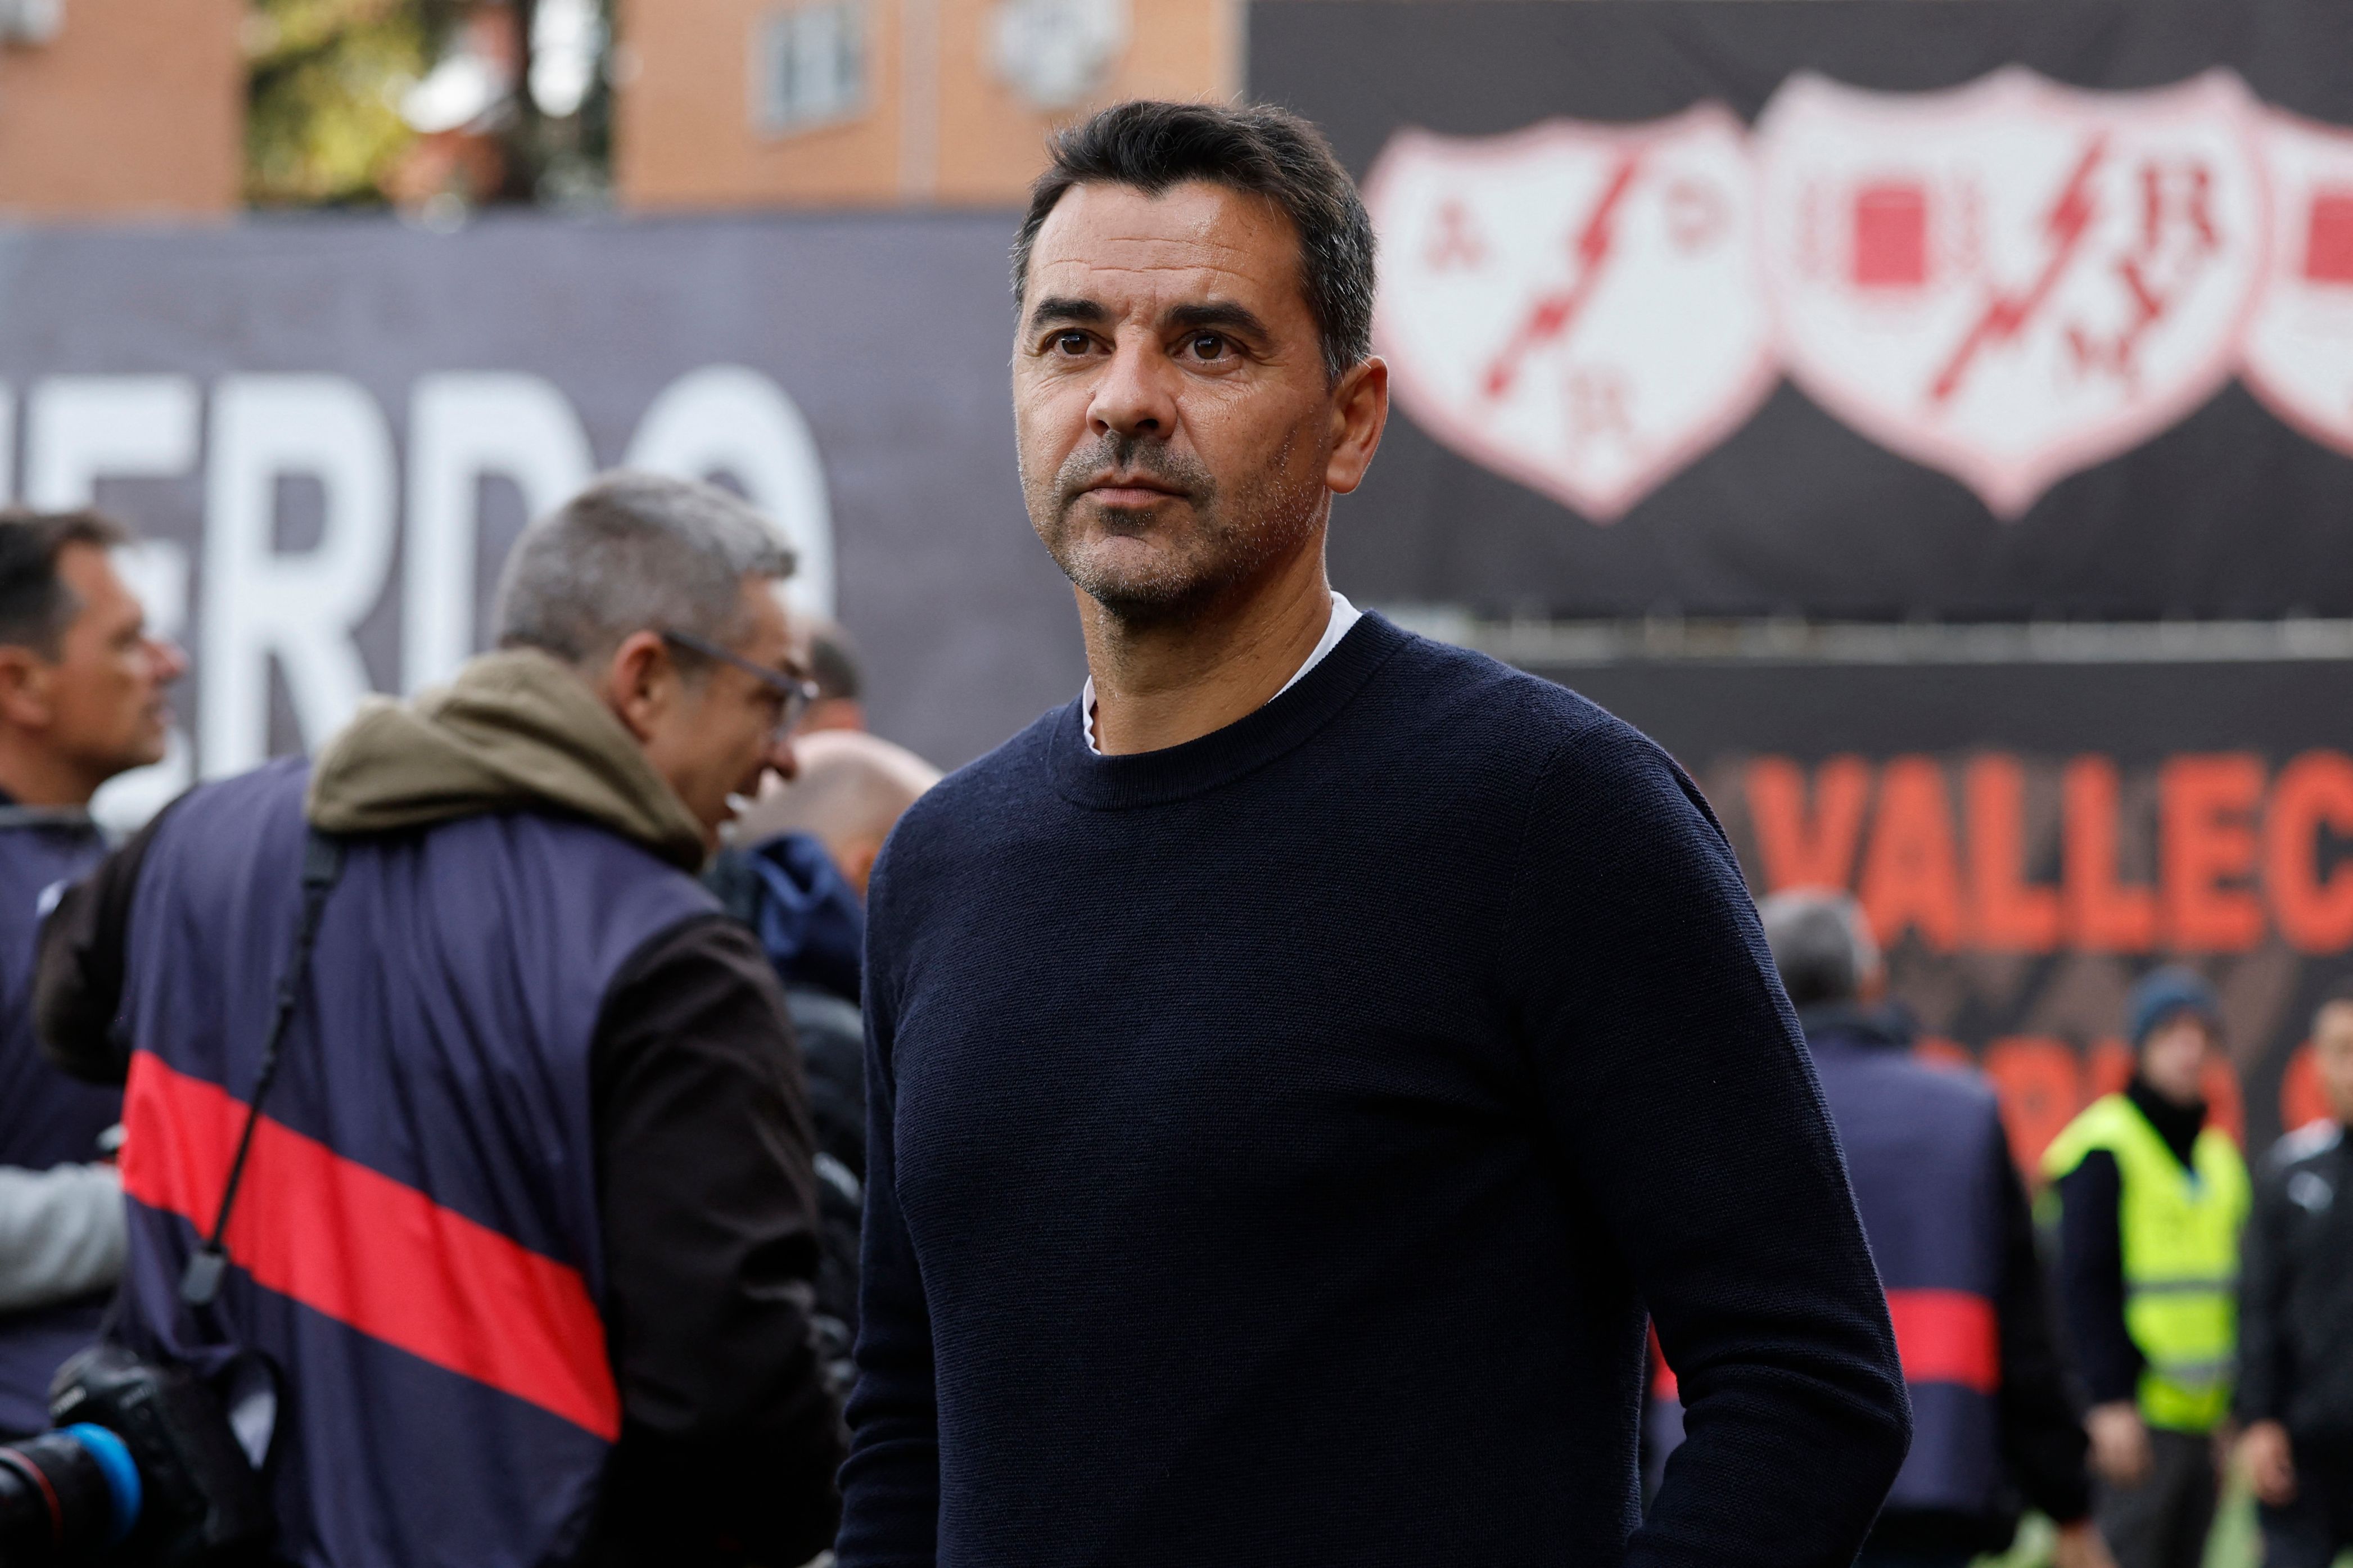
top-left (1756, 68), bottom-right (2268, 519)
top-left (1365, 105), bottom-right (1775, 523)
top-left (2241, 107), bottom-right (2353, 457)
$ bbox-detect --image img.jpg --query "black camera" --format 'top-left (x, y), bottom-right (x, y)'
top-left (0, 1344), bottom-right (273, 1566)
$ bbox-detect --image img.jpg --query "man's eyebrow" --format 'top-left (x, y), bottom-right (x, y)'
top-left (1026, 296), bottom-right (1108, 328)
top-left (1167, 302), bottom-right (1271, 340)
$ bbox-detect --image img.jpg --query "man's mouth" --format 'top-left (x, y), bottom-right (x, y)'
top-left (1081, 473), bottom-right (1188, 506)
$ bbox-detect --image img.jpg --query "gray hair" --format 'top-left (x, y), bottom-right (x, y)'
top-left (494, 471), bottom-right (794, 668)
top-left (1756, 889), bottom-right (1881, 1010)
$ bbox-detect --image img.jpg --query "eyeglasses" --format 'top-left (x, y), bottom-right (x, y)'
top-left (660, 628), bottom-right (820, 739)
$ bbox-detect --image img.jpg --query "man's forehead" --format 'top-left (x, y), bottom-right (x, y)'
top-left (57, 540), bottom-right (129, 602)
top-left (1027, 181), bottom-right (1300, 311)
top-left (744, 576), bottom-right (794, 639)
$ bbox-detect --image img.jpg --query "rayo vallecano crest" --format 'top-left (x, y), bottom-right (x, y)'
top-left (1363, 104), bottom-right (1775, 523)
top-left (1756, 68), bottom-right (2268, 518)
top-left (2241, 107), bottom-right (2353, 458)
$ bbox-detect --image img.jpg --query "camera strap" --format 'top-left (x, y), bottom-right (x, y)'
top-left (180, 828), bottom-right (346, 1311)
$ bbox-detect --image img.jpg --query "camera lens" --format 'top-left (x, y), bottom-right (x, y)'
top-left (0, 1429), bottom-right (133, 1565)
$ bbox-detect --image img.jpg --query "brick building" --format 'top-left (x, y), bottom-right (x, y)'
top-left (0, 0), bottom-right (243, 218)
top-left (613, 0), bottom-right (1238, 208)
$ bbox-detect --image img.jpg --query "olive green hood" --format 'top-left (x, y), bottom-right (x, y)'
top-left (304, 648), bottom-right (709, 871)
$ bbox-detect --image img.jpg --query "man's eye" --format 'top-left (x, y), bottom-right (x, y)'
top-left (1188, 333), bottom-right (1228, 360)
top-left (1053, 331), bottom-right (1091, 355)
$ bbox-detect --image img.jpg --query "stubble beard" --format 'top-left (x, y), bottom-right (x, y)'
top-left (1024, 430), bottom-right (1327, 629)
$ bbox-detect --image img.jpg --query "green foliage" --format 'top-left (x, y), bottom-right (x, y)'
top-left (245, 0), bottom-right (457, 206)
top-left (243, 0), bottom-right (615, 207)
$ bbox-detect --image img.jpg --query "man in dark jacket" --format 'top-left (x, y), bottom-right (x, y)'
top-left (711, 730), bottom-right (942, 1395)
top-left (717, 729), bottom-right (945, 1391)
top-left (34, 473), bottom-right (843, 1567)
top-left (708, 823), bottom-right (873, 1392)
top-left (2236, 985), bottom-right (2353, 1566)
top-left (0, 508), bottom-right (184, 1435)
top-left (1758, 891), bottom-right (2109, 1568)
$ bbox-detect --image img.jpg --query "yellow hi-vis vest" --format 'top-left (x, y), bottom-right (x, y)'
top-left (2042, 1093), bottom-right (2251, 1433)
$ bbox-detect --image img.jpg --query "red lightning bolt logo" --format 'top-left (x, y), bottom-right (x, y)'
top-left (1927, 134), bottom-right (2109, 407)
top-left (1481, 152), bottom-right (1643, 401)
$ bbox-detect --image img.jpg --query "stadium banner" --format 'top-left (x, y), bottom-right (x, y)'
top-left (0, 210), bottom-right (1079, 823)
top-left (1251, 0), bottom-right (2353, 622)
top-left (1538, 650), bottom-right (2353, 1161)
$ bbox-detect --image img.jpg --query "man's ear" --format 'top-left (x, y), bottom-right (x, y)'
top-left (0, 646), bottom-right (56, 731)
top-left (599, 631), bottom-right (675, 743)
top-left (1324, 356), bottom-right (1389, 497)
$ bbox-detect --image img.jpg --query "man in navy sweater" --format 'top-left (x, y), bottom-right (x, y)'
top-left (835, 100), bottom-right (1911, 1567)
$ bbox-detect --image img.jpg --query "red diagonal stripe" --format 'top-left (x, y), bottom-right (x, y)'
top-left (1885, 1287), bottom-right (2000, 1395)
top-left (120, 1051), bottom-right (620, 1440)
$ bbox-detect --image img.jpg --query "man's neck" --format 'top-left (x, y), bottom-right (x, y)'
top-left (1081, 546), bottom-right (1333, 756)
top-left (0, 739), bottom-right (97, 808)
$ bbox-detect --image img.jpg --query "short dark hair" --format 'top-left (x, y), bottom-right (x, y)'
top-left (0, 509), bottom-right (128, 657)
top-left (805, 617), bottom-right (862, 702)
top-left (1011, 100), bottom-right (1377, 383)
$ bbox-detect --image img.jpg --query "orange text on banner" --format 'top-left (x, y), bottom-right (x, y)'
top-left (1744, 750), bottom-right (2353, 956)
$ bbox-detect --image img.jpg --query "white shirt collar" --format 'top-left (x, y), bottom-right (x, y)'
top-left (1082, 591), bottom-right (1361, 756)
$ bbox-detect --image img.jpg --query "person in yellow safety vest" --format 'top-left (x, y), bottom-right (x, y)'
top-left (2043, 966), bottom-right (2251, 1568)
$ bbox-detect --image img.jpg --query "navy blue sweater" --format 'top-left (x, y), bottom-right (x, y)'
top-left (838, 613), bottom-right (1909, 1567)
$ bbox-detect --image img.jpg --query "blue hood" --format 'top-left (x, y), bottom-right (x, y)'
top-left (727, 831), bottom-right (866, 1004)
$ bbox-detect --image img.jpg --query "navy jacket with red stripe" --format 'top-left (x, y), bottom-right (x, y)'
top-left (106, 760), bottom-right (723, 1567)
top-left (1800, 1003), bottom-right (2093, 1550)
top-left (1804, 1006), bottom-right (2009, 1524)
top-left (1646, 1006), bottom-right (2092, 1546)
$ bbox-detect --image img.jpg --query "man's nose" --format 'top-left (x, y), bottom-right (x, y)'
top-left (149, 637), bottom-right (188, 685)
top-left (1087, 337), bottom-right (1178, 440)
top-left (765, 731), bottom-right (800, 783)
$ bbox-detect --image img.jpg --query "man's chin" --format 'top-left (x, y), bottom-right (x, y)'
top-left (119, 734), bottom-right (171, 774)
top-left (1072, 567), bottom-right (1215, 627)
top-left (1054, 537), bottom-right (1204, 620)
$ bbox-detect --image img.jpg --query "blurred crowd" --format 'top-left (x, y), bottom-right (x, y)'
top-left (0, 481), bottom-right (943, 1564)
top-left (0, 0), bottom-right (2342, 1534)
top-left (6, 476), bottom-right (2351, 1567)
top-left (1643, 891), bottom-right (2353, 1568)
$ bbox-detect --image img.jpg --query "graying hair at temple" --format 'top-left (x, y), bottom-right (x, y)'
top-left (1756, 889), bottom-right (1881, 1010)
top-left (493, 471), bottom-right (795, 670)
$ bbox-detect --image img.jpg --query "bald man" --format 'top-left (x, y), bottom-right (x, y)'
top-left (737, 730), bottom-right (941, 897)
top-left (711, 731), bottom-right (940, 1400)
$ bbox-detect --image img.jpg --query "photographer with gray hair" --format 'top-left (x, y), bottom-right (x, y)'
top-left (1751, 889), bottom-right (2106, 1568)
top-left (34, 472), bottom-right (843, 1567)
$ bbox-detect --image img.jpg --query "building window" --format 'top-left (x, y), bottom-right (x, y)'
top-left (755, 2), bottom-right (867, 135)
